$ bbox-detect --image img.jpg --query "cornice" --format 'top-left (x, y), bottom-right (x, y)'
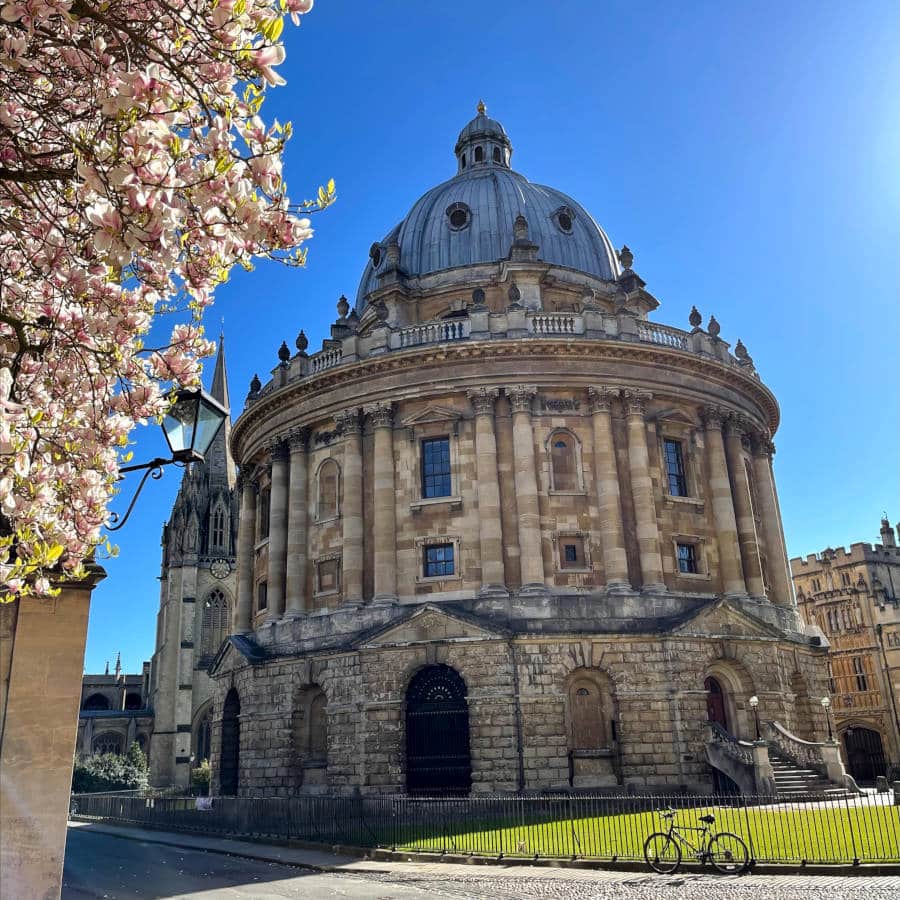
top-left (231, 338), bottom-right (780, 462)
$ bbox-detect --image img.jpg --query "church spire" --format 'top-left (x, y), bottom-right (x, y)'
top-left (202, 333), bottom-right (235, 486)
top-left (210, 332), bottom-right (230, 412)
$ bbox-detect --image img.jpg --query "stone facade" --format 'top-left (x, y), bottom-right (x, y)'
top-left (791, 517), bottom-right (900, 782)
top-left (203, 107), bottom-right (830, 797)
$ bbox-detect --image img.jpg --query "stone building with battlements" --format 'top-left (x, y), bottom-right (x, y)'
top-left (193, 106), bottom-right (835, 797)
top-left (791, 517), bottom-right (900, 784)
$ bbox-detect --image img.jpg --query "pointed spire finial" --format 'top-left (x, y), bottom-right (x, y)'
top-left (477, 99), bottom-right (486, 116)
top-left (104, 660), bottom-right (109, 676)
top-left (114, 651), bottom-right (121, 679)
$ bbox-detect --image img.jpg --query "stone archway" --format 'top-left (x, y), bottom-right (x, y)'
top-left (704, 676), bottom-right (729, 730)
top-left (219, 688), bottom-right (240, 796)
top-left (405, 664), bottom-right (471, 795)
top-left (842, 726), bottom-right (887, 785)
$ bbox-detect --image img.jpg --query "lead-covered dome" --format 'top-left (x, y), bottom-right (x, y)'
top-left (357, 105), bottom-right (621, 309)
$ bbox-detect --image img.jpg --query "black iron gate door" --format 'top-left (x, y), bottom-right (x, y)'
top-left (844, 727), bottom-right (886, 784)
top-left (406, 665), bottom-right (472, 795)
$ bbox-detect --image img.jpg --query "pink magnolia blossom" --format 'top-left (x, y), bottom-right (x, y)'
top-left (0, 0), bottom-right (334, 600)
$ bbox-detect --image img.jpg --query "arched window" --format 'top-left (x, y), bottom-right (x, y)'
top-left (549, 431), bottom-right (579, 491)
top-left (82, 693), bottom-right (110, 711)
top-left (309, 692), bottom-right (327, 761)
top-left (201, 589), bottom-right (229, 657)
top-left (566, 669), bottom-right (616, 750)
top-left (492, 146), bottom-right (502, 163)
top-left (461, 153), bottom-right (466, 168)
top-left (220, 688), bottom-right (241, 796)
top-left (194, 706), bottom-right (213, 763)
top-left (292, 686), bottom-right (328, 767)
top-left (258, 486), bottom-right (271, 539)
top-left (474, 146), bottom-right (484, 163)
top-left (210, 504), bottom-right (227, 551)
top-left (92, 732), bottom-right (124, 755)
top-left (317, 460), bottom-right (340, 520)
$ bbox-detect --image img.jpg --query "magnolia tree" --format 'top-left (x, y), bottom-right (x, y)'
top-left (0, 0), bottom-right (332, 599)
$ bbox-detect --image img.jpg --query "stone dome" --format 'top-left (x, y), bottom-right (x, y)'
top-left (356, 105), bottom-right (621, 309)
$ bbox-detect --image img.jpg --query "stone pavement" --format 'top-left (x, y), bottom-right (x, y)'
top-left (66, 821), bottom-right (900, 899)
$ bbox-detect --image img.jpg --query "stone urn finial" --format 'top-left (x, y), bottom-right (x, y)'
top-left (295, 329), bottom-right (309, 354)
top-left (618, 245), bottom-right (634, 269)
top-left (689, 305), bottom-right (702, 328)
top-left (707, 314), bottom-right (721, 337)
top-left (734, 338), bottom-right (753, 365)
top-left (249, 373), bottom-right (261, 394)
top-left (513, 214), bottom-right (529, 242)
top-left (337, 295), bottom-right (350, 318)
top-left (277, 341), bottom-right (291, 363)
top-left (507, 283), bottom-right (521, 305)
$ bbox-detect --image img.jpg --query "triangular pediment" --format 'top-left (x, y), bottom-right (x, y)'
top-left (673, 599), bottom-right (784, 640)
top-left (401, 405), bottom-right (464, 427)
top-left (209, 633), bottom-right (268, 675)
top-left (655, 409), bottom-right (698, 427)
top-left (356, 604), bottom-right (505, 649)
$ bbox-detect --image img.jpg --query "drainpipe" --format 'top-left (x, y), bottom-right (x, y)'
top-left (507, 639), bottom-right (526, 792)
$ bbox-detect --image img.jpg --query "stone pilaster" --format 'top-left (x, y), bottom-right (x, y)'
top-left (751, 433), bottom-right (794, 608)
top-left (622, 389), bottom-right (665, 590)
top-left (285, 428), bottom-right (310, 616)
top-left (507, 385), bottom-right (544, 591)
top-left (265, 440), bottom-right (290, 621)
top-left (336, 409), bottom-right (364, 605)
top-left (234, 472), bottom-right (256, 632)
top-left (368, 403), bottom-right (397, 602)
top-left (468, 388), bottom-right (506, 595)
top-left (724, 416), bottom-right (766, 599)
top-left (588, 387), bottom-right (630, 590)
top-left (701, 406), bottom-right (747, 598)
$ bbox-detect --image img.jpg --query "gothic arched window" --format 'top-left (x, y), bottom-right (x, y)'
top-left (210, 503), bottom-right (227, 551)
top-left (549, 431), bottom-right (580, 492)
top-left (201, 589), bottom-right (229, 658)
top-left (92, 732), bottom-right (124, 755)
top-left (317, 460), bottom-right (340, 520)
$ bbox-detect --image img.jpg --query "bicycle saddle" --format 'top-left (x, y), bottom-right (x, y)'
top-left (699, 814), bottom-right (716, 824)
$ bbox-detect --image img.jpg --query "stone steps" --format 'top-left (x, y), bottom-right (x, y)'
top-left (768, 752), bottom-right (857, 801)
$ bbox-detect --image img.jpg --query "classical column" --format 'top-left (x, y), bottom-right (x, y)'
top-left (234, 472), bottom-right (256, 632)
top-left (622, 390), bottom-right (665, 590)
top-left (724, 415), bottom-right (766, 598)
top-left (468, 388), bottom-right (506, 595)
top-left (369, 403), bottom-right (397, 602)
top-left (751, 433), bottom-right (794, 608)
top-left (588, 387), bottom-right (630, 590)
top-left (265, 440), bottom-right (289, 621)
top-left (285, 427), bottom-right (310, 616)
top-left (507, 385), bottom-right (545, 591)
top-left (701, 406), bottom-right (747, 598)
top-left (336, 409), bottom-right (364, 605)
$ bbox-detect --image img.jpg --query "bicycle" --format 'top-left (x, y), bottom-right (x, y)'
top-left (643, 807), bottom-right (750, 874)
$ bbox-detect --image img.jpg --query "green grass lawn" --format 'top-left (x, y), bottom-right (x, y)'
top-left (392, 803), bottom-right (900, 864)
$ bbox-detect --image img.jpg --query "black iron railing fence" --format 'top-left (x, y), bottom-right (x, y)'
top-left (72, 791), bottom-right (900, 865)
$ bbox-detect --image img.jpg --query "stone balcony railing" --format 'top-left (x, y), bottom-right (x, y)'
top-left (252, 305), bottom-right (759, 403)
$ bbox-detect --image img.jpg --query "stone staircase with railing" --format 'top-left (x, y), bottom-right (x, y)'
top-left (767, 750), bottom-right (857, 800)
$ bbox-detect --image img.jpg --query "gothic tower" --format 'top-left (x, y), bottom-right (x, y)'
top-left (149, 336), bottom-right (238, 788)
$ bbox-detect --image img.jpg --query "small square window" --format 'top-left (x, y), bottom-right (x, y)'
top-left (664, 439), bottom-right (688, 497)
top-left (316, 558), bottom-right (340, 594)
top-left (676, 543), bottom-right (698, 574)
top-left (559, 536), bottom-right (586, 569)
top-left (423, 543), bottom-right (454, 578)
top-left (421, 437), bottom-right (452, 499)
top-left (257, 581), bottom-right (268, 611)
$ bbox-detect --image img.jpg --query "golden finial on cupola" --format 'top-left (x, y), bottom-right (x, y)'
top-left (476, 99), bottom-right (486, 115)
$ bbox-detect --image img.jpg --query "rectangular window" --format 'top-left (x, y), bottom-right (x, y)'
top-left (316, 558), bottom-right (341, 594)
top-left (558, 536), bottom-right (586, 569)
top-left (677, 542), bottom-right (698, 574)
top-left (423, 543), bottom-right (454, 578)
top-left (421, 437), bottom-right (452, 498)
top-left (663, 439), bottom-right (688, 497)
top-left (259, 487), bottom-right (271, 539)
top-left (257, 581), bottom-right (268, 612)
top-left (853, 656), bottom-right (868, 692)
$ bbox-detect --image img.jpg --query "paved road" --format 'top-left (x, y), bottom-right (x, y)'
top-left (62, 825), bottom-right (900, 900)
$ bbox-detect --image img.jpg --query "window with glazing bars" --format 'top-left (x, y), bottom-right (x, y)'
top-left (853, 656), bottom-right (868, 692)
top-left (664, 439), bottom-right (688, 496)
top-left (677, 543), bottom-right (698, 574)
top-left (423, 543), bottom-right (454, 578)
top-left (421, 437), bottom-right (451, 498)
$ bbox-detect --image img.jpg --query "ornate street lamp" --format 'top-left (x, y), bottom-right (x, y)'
top-left (108, 387), bottom-right (229, 531)
top-left (749, 695), bottom-right (760, 740)
top-left (821, 696), bottom-right (834, 742)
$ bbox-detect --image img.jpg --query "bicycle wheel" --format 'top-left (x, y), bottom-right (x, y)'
top-left (643, 832), bottom-right (682, 874)
top-left (708, 831), bottom-right (750, 874)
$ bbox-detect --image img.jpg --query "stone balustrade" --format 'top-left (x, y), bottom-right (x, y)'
top-left (527, 312), bottom-right (582, 335)
top-left (308, 347), bottom-right (342, 374)
top-left (637, 321), bottom-right (689, 350)
top-left (392, 318), bottom-right (470, 349)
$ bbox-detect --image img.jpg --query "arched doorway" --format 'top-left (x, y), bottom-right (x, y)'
top-left (843, 727), bottom-right (886, 785)
top-left (405, 664), bottom-right (471, 795)
top-left (705, 676), bottom-right (728, 731)
top-left (219, 688), bottom-right (240, 796)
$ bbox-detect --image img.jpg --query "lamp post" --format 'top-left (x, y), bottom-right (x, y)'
top-left (821, 696), bottom-right (834, 742)
top-left (749, 695), bottom-right (760, 740)
top-left (108, 387), bottom-right (229, 530)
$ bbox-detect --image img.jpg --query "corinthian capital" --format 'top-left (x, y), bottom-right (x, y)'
top-left (700, 405), bottom-right (727, 428)
top-left (334, 409), bottom-right (362, 435)
top-left (750, 431), bottom-right (776, 458)
top-left (621, 389), bottom-right (652, 416)
top-left (266, 438), bottom-right (289, 462)
top-left (506, 384), bottom-right (537, 414)
top-left (467, 387), bottom-right (499, 417)
top-left (287, 426), bottom-right (311, 452)
top-left (588, 386), bottom-right (618, 414)
top-left (366, 402), bottom-right (394, 429)
top-left (724, 412), bottom-right (751, 438)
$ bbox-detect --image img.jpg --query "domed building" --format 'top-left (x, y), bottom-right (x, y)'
top-left (208, 105), bottom-right (833, 797)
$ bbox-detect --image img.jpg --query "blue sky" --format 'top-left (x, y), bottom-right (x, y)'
top-left (84, 0), bottom-right (900, 674)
